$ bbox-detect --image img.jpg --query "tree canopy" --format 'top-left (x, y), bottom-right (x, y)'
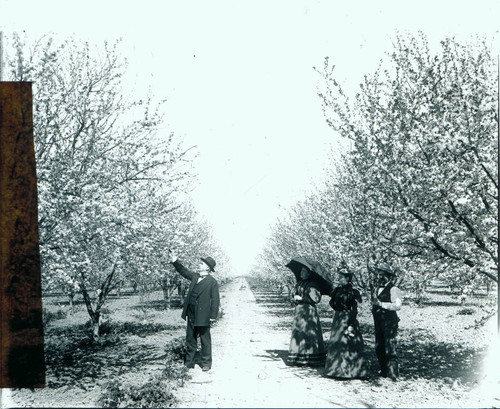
top-left (5, 33), bottom-right (228, 337)
top-left (254, 33), bottom-right (498, 298)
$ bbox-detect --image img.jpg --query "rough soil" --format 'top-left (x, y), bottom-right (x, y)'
top-left (2, 277), bottom-right (499, 408)
top-left (1, 293), bottom-right (187, 408)
top-left (174, 277), bottom-right (499, 408)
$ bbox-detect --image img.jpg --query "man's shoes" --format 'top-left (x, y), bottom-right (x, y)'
top-left (185, 364), bottom-right (194, 369)
top-left (202, 367), bottom-right (211, 372)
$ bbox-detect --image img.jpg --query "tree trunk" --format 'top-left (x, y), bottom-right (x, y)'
top-left (91, 313), bottom-right (100, 339)
top-left (68, 293), bottom-right (75, 315)
top-left (415, 283), bottom-right (426, 306)
top-left (162, 287), bottom-right (171, 310)
top-left (79, 264), bottom-right (116, 341)
top-left (160, 275), bottom-right (172, 310)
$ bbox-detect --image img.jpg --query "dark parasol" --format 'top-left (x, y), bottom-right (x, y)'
top-left (285, 256), bottom-right (333, 295)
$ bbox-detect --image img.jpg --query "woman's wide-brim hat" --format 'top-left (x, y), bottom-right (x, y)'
top-left (201, 256), bottom-right (216, 272)
top-left (375, 263), bottom-right (395, 277)
top-left (337, 266), bottom-right (352, 276)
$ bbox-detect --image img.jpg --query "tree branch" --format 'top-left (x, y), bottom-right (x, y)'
top-left (481, 163), bottom-right (498, 190)
top-left (79, 271), bottom-right (96, 320)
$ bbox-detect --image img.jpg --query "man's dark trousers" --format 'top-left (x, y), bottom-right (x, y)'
top-left (373, 312), bottom-right (399, 379)
top-left (186, 304), bottom-right (212, 369)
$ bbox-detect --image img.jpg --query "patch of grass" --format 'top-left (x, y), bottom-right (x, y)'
top-left (164, 336), bottom-right (187, 364)
top-left (457, 307), bottom-right (476, 315)
top-left (44, 321), bottom-right (185, 389)
top-left (99, 320), bottom-right (183, 337)
top-left (44, 323), bottom-right (124, 388)
top-left (53, 298), bottom-right (88, 306)
top-left (135, 298), bottom-right (185, 311)
top-left (98, 336), bottom-right (190, 407)
top-left (98, 376), bottom-right (178, 408)
top-left (168, 297), bottom-right (184, 309)
top-left (100, 307), bottom-right (112, 315)
top-left (43, 308), bottom-right (67, 327)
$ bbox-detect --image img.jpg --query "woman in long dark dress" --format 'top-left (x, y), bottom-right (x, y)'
top-left (324, 268), bottom-right (367, 379)
top-left (287, 266), bottom-right (326, 367)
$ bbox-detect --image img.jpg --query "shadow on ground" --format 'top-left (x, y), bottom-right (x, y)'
top-left (44, 322), bottom-right (184, 389)
top-left (250, 287), bottom-right (487, 386)
top-left (257, 341), bottom-right (484, 386)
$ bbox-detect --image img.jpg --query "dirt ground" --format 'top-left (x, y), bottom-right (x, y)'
top-left (2, 276), bottom-right (499, 408)
top-left (174, 277), bottom-right (499, 408)
top-left (2, 292), bottom-right (188, 408)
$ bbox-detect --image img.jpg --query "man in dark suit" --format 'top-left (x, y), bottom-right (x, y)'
top-left (371, 264), bottom-right (402, 381)
top-left (168, 250), bottom-right (220, 371)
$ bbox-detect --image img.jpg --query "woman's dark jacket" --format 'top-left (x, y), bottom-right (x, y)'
top-left (329, 283), bottom-right (362, 326)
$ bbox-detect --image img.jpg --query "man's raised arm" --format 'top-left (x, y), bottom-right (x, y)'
top-left (168, 250), bottom-right (196, 281)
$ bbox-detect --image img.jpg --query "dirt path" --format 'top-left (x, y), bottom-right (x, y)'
top-left (174, 277), bottom-right (372, 407)
top-left (174, 277), bottom-right (497, 408)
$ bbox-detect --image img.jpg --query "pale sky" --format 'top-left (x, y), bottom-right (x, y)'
top-left (2, 0), bottom-right (499, 275)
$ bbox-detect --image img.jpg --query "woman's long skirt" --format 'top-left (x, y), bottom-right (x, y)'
top-left (287, 303), bottom-right (326, 366)
top-left (324, 310), bottom-right (367, 378)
